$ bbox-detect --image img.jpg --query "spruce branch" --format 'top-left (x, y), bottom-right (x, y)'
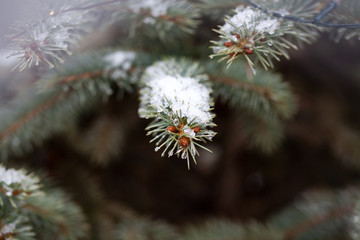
top-left (5, 0), bottom-right (200, 71)
top-left (210, 1), bottom-right (321, 72)
top-left (0, 165), bottom-right (87, 240)
top-left (204, 60), bottom-right (296, 151)
top-left (0, 50), bottom-right (144, 161)
top-left (0, 164), bottom-right (42, 200)
top-left (138, 59), bottom-right (216, 169)
top-left (119, 0), bottom-right (201, 42)
top-left (6, 0), bottom-right (95, 71)
top-left (197, 0), bottom-right (242, 20)
top-left (24, 189), bottom-right (87, 240)
top-left (246, 0), bottom-right (360, 29)
top-left (0, 217), bottom-right (35, 240)
top-left (283, 204), bottom-right (354, 240)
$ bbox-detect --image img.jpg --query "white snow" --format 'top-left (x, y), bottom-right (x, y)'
top-left (129, 0), bottom-right (170, 17)
top-left (0, 223), bottom-right (16, 235)
top-left (0, 164), bottom-right (41, 195)
top-left (105, 51), bottom-right (136, 69)
top-left (104, 51), bottom-right (136, 80)
top-left (183, 126), bottom-right (196, 138)
top-left (274, 8), bottom-right (290, 17)
top-left (221, 6), bottom-right (280, 38)
top-left (139, 61), bottom-right (213, 126)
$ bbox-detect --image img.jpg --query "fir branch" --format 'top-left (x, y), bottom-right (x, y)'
top-left (62, 0), bottom-right (119, 13)
top-left (210, 3), bottom-right (321, 72)
top-left (124, 0), bottom-right (201, 40)
top-left (0, 218), bottom-right (35, 240)
top-left (0, 164), bottom-right (42, 198)
top-left (24, 189), bottom-right (87, 240)
top-left (197, 0), bottom-right (243, 20)
top-left (0, 165), bottom-right (86, 240)
top-left (283, 204), bottom-right (354, 240)
top-left (138, 59), bottom-right (216, 169)
top-left (245, 0), bottom-right (360, 28)
top-left (209, 75), bottom-right (272, 99)
top-left (0, 49), bottom-right (148, 160)
top-left (205, 61), bottom-right (297, 120)
top-left (204, 61), bottom-right (296, 152)
top-left (50, 70), bottom-right (104, 86)
top-left (0, 91), bottom-right (67, 145)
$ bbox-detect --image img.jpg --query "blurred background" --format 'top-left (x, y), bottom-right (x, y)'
top-left (1, 0), bottom-right (360, 239)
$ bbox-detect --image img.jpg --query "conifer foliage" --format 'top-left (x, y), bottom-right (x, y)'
top-left (0, 0), bottom-right (360, 239)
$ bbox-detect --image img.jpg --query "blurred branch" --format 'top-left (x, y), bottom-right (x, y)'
top-left (283, 204), bottom-right (355, 240)
top-left (0, 91), bottom-right (68, 143)
top-left (245, 0), bottom-right (360, 28)
top-left (209, 75), bottom-right (271, 99)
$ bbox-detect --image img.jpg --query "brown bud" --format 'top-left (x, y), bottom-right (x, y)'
top-left (12, 189), bottom-right (23, 196)
top-left (243, 46), bottom-right (253, 55)
top-left (260, 37), bottom-right (265, 42)
top-left (179, 137), bottom-right (190, 148)
top-left (224, 41), bottom-right (234, 47)
top-left (167, 126), bottom-right (178, 133)
top-left (30, 42), bottom-right (38, 50)
top-left (235, 34), bottom-right (241, 39)
top-left (192, 126), bottom-right (200, 133)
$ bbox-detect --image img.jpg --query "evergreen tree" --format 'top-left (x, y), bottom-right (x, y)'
top-left (0, 0), bottom-right (360, 239)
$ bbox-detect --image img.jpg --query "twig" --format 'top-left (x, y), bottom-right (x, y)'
top-left (245, 0), bottom-right (360, 29)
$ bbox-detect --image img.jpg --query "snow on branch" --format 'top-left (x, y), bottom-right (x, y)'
top-left (138, 59), bottom-right (216, 169)
top-left (7, 0), bottom-right (93, 71)
top-left (210, 3), bottom-right (320, 73)
top-left (0, 164), bottom-right (41, 197)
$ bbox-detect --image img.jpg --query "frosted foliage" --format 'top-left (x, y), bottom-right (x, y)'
top-left (30, 8), bottom-right (87, 49)
top-left (0, 164), bottom-right (40, 195)
top-left (105, 51), bottom-right (136, 69)
top-left (104, 51), bottom-right (136, 80)
top-left (183, 126), bottom-right (196, 138)
top-left (31, 20), bottom-right (70, 49)
top-left (0, 223), bottom-right (16, 235)
top-left (147, 75), bottom-right (212, 125)
top-left (129, 0), bottom-right (170, 16)
top-left (140, 61), bottom-right (213, 125)
top-left (221, 6), bottom-right (280, 38)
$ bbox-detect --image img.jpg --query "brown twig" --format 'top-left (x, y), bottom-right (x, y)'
top-left (57, 70), bottom-right (104, 85)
